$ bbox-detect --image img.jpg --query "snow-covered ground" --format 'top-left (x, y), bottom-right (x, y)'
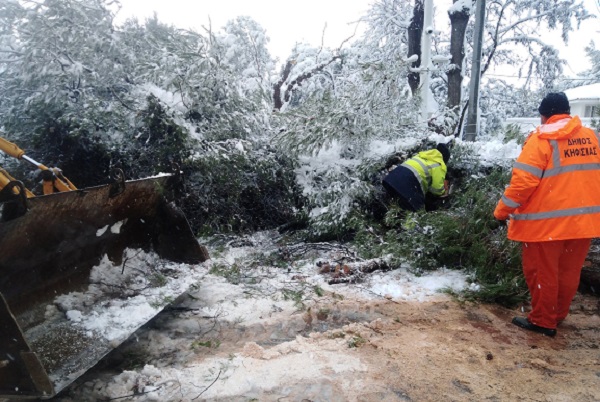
top-left (47, 228), bottom-right (476, 401)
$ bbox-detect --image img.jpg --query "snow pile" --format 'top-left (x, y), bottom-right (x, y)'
top-left (87, 339), bottom-right (366, 401)
top-left (448, 0), bottom-right (474, 14)
top-left (54, 249), bottom-right (207, 343)
top-left (353, 267), bottom-right (469, 302)
top-left (462, 137), bottom-right (522, 166)
top-left (564, 83), bottom-right (600, 101)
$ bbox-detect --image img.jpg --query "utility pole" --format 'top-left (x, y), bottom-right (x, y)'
top-left (420, 0), bottom-right (434, 122)
top-left (464, 0), bottom-right (486, 141)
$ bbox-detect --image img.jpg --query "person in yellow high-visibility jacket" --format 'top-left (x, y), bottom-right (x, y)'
top-left (382, 143), bottom-right (450, 211)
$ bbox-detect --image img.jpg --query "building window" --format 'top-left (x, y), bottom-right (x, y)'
top-left (584, 105), bottom-right (598, 117)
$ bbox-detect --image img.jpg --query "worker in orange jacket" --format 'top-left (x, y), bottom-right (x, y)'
top-left (494, 92), bottom-right (600, 337)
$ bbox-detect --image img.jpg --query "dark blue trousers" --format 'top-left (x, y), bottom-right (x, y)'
top-left (382, 165), bottom-right (425, 212)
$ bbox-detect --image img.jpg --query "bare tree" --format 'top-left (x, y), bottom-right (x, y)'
top-left (447, 1), bottom-right (474, 111)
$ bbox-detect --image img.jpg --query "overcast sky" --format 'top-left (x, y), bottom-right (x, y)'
top-left (115, 0), bottom-right (600, 76)
top-left (115, 0), bottom-right (372, 63)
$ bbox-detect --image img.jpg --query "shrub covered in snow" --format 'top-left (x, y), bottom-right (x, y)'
top-left (180, 140), bottom-right (302, 235)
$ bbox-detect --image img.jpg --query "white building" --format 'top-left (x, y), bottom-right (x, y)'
top-left (505, 83), bottom-right (600, 133)
top-left (564, 83), bottom-right (600, 118)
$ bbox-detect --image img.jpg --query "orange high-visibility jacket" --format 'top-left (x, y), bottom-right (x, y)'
top-left (494, 114), bottom-right (600, 242)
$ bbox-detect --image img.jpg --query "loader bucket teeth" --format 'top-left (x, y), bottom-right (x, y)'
top-left (0, 174), bottom-right (209, 399)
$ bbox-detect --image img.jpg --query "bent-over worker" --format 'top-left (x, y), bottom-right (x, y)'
top-left (382, 143), bottom-right (450, 212)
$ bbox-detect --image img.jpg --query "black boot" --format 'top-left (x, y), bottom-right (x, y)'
top-left (512, 316), bottom-right (556, 337)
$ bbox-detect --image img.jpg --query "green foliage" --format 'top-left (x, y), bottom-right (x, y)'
top-left (150, 273), bottom-right (168, 288)
top-left (313, 286), bottom-right (325, 297)
top-left (119, 95), bottom-right (191, 179)
top-left (446, 141), bottom-right (485, 171)
top-left (191, 339), bottom-right (221, 350)
top-left (282, 289), bottom-right (305, 308)
top-left (181, 141), bottom-right (303, 234)
top-left (29, 119), bottom-right (117, 188)
top-left (347, 334), bottom-right (366, 348)
top-left (11, 94), bottom-right (193, 190)
top-left (503, 123), bottom-right (527, 145)
top-left (0, 0), bottom-right (123, 136)
top-left (353, 168), bottom-right (526, 306)
top-left (284, 139), bottom-right (430, 241)
top-left (149, 294), bottom-right (175, 309)
top-left (209, 262), bottom-right (242, 285)
top-left (0, 2), bottom-right (275, 190)
top-left (399, 171), bottom-right (514, 272)
top-left (269, 8), bottom-right (428, 239)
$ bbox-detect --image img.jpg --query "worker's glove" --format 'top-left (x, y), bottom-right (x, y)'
top-left (494, 218), bottom-right (508, 228)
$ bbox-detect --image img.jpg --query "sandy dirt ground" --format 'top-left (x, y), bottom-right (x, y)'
top-left (52, 289), bottom-right (600, 402)
top-left (20, 231), bottom-right (598, 402)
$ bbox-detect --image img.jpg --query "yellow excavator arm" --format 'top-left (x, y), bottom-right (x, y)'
top-left (0, 135), bottom-right (77, 196)
top-left (0, 133), bottom-right (210, 399)
top-left (0, 167), bottom-right (35, 198)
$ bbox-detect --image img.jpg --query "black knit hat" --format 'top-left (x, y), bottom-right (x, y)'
top-left (436, 143), bottom-right (450, 164)
top-left (538, 92), bottom-right (570, 117)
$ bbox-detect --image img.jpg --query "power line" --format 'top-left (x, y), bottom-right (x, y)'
top-left (485, 73), bottom-right (597, 81)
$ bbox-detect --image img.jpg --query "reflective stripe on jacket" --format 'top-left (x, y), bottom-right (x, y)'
top-left (401, 149), bottom-right (447, 196)
top-left (494, 114), bottom-right (600, 242)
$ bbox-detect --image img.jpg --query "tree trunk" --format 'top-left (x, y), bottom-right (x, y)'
top-left (273, 60), bottom-right (294, 111)
top-left (407, 0), bottom-right (424, 96)
top-left (447, 1), bottom-right (472, 111)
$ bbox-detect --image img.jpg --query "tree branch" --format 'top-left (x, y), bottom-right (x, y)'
top-left (498, 5), bottom-right (578, 35)
top-left (192, 370), bottom-right (221, 400)
top-left (481, 0), bottom-right (509, 75)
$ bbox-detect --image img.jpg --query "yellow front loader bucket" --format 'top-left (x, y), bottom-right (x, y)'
top-left (0, 174), bottom-right (209, 399)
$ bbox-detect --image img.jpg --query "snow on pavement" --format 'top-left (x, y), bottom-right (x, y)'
top-left (55, 230), bottom-right (472, 401)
